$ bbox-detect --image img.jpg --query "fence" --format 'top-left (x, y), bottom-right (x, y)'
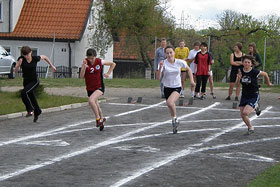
top-left (16, 66), bottom-right (74, 78)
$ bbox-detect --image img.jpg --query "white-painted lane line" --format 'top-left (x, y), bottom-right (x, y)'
top-left (110, 135), bottom-right (280, 187)
top-left (0, 103), bottom-right (219, 181)
top-left (0, 120), bottom-right (94, 147)
top-left (113, 101), bottom-right (165, 117)
top-left (107, 102), bottom-right (239, 112)
top-left (0, 101), bottom-right (164, 147)
top-left (17, 140), bottom-right (70, 147)
top-left (202, 106), bottom-right (273, 143)
top-left (110, 106), bottom-right (271, 186)
top-left (212, 152), bottom-right (276, 163)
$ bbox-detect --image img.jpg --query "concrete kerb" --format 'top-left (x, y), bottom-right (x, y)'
top-left (0, 101), bottom-right (95, 121)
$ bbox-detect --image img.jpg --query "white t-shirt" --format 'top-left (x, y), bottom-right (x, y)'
top-left (160, 59), bottom-right (187, 88)
top-left (188, 49), bottom-right (200, 74)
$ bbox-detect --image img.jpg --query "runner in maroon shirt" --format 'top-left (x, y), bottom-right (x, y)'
top-left (80, 49), bottom-right (116, 131)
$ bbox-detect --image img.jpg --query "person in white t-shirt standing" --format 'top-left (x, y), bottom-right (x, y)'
top-left (157, 46), bottom-right (195, 134)
top-left (187, 41), bottom-right (201, 98)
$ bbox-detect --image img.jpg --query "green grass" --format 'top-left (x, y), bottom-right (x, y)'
top-left (247, 163), bottom-right (280, 187)
top-left (0, 91), bottom-right (88, 115)
top-left (0, 77), bottom-right (160, 88)
top-left (1, 77), bottom-right (279, 92)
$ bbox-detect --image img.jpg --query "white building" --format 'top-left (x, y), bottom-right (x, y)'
top-left (0, 0), bottom-right (113, 78)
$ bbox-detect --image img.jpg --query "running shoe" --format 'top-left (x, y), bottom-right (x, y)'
top-left (194, 95), bottom-right (203, 100)
top-left (180, 94), bottom-right (184, 98)
top-left (201, 94), bottom-right (206, 100)
top-left (244, 129), bottom-right (254, 135)
top-left (210, 93), bottom-right (216, 99)
top-left (96, 119), bottom-right (101, 127)
top-left (33, 110), bottom-right (42, 122)
top-left (26, 111), bottom-right (33, 117)
top-left (255, 103), bottom-right (261, 116)
top-left (235, 96), bottom-right (239, 101)
top-left (225, 96), bottom-right (231, 100)
top-left (99, 118), bottom-right (106, 131)
top-left (172, 118), bottom-right (179, 134)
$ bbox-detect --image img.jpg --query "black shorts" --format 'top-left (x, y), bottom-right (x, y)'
top-left (164, 87), bottom-right (181, 100)
top-left (229, 69), bottom-right (238, 83)
top-left (87, 87), bottom-right (105, 97)
top-left (239, 94), bottom-right (260, 108)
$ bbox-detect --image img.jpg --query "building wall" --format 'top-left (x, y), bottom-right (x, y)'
top-left (0, 40), bottom-right (69, 67)
top-left (11, 0), bottom-right (25, 31)
top-left (0, 0), bottom-right (10, 32)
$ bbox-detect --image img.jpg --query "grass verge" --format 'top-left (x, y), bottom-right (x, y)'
top-left (1, 77), bottom-right (279, 92)
top-left (247, 163), bottom-right (280, 187)
top-left (0, 91), bottom-right (88, 115)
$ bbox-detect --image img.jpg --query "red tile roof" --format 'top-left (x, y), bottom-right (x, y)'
top-left (0, 0), bottom-right (92, 41)
top-left (113, 35), bottom-right (155, 60)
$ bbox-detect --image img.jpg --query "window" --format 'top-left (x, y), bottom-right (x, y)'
top-left (3, 46), bottom-right (10, 53)
top-left (0, 1), bottom-right (2, 22)
top-left (88, 7), bottom-right (94, 26)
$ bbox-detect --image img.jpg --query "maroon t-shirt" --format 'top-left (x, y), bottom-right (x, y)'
top-left (84, 58), bottom-right (104, 91)
top-left (194, 52), bottom-right (211, 76)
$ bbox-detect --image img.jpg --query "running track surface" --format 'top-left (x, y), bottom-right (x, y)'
top-left (0, 96), bottom-right (279, 187)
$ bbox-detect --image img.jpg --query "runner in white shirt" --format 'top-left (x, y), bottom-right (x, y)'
top-left (157, 46), bottom-right (195, 134)
top-left (187, 41), bottom-right (201, 97)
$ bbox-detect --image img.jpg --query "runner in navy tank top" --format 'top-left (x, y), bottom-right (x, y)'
top-left (236, 55), bottom-right (273, 135)
top-left (80, 49), bottom-right (116, 131)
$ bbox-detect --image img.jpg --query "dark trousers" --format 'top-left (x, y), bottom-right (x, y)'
top-left (195, 75), bottom-right (209, 93)
top-left (21, 78), bottom-right (41, 115)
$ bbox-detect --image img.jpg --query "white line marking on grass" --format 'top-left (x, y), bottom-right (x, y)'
top-left (110, 106), bottom-right (272, 187)
top-left (212, 152), bottom-right (276, 163)
top-left (113, 101), bottom-right (165, 117)
top-left (110, 135), bottom-right (279, 187)
top-left (0, 103), bottom-right (219, 181)
top-left (0, 101), bottom-right (164, 147)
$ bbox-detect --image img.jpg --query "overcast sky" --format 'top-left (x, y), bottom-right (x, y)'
top-left (169, 0), bottom-right (280, 30)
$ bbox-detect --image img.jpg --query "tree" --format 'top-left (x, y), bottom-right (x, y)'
top-left (90, 0), bottom-right (175, 70)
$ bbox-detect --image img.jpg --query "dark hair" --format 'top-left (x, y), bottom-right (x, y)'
top-left (161, 38), bottom-right (167, 42)
top-left (248, 42), bottom-right (258, 54)
top-left (179, 40), bottom-right (185, 43)
top-left (242, 55), bottom-right (257, 66)
top-left (21, 46), bottom-right (32, 55)
top-left (164, 45), bottom-right (174, 53)
top-left (193, 41), bottom-right (201, 46)
top-left (86, 48), bottom-right (97, 57)
top-left (200, 42), bottom-right (208, 47)
top-left (234, 42), bottom-right (243, 51)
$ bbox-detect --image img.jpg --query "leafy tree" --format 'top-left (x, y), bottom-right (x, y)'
top-left (89, 0), bottom-right (175, 69)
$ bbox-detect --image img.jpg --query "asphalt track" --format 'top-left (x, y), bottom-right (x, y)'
top-left (0, 95), bottom-right (279, 187)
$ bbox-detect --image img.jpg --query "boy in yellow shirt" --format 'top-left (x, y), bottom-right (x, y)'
top-left (175, 40), bottom-right (189, 97)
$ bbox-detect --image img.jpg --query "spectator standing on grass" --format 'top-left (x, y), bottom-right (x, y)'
top-left (157, 46), bottom-right (195, 134)
top-left (187, 41), bottom-right (201, 98)
top-left (236, 55), bottom-right (273, 135)
top-left (248, 42), bottom-right (262, 69)
top-left (14, 46), bottom-right (56, 122)
top-left (194, 42), bottom-right (211, 99)
top-left (80, 48), bottom-right (116, 131)
top-left (154, 38), bottom-right (167, 98)
top-left (175, 40), bottom-right (189, 98)
top-left (225, 42), bottom-right (243, 101)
